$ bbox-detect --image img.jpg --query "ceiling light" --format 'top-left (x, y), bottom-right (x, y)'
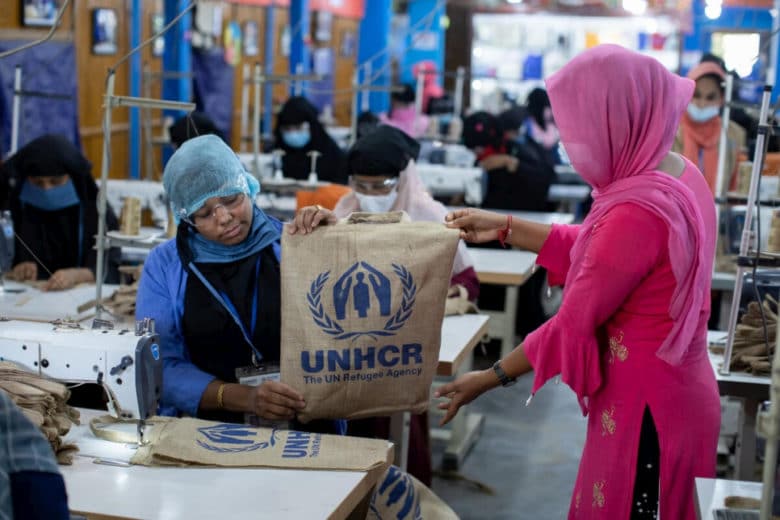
top-left (705, 4), bottom-right (722, 19)
top-left (623, 0), bottom-right (647, 15)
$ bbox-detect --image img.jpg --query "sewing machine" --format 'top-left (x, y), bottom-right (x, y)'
top-left (0, 318), bottom-right (162, 443)
top-left (415, 163), bottom-right (484, 205)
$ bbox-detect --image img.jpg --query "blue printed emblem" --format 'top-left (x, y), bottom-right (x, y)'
top-left (308, 262), bottom-right (416, 341)
top-left (196, 423), bottom-right (280, 453)
top-left (368, 466), bottom-right (422, 520)
top-left (150, 343), bottom-right (160, 361)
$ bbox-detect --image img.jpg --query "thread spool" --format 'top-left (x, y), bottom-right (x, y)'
top-left (768, 209), bottom-right (780, 253)
top-left (738, 161), bottom-right (753, 196)
top-left (166, 209), bottom-right (176, 238)
top-left (119, 197), bottom-right (141, 236)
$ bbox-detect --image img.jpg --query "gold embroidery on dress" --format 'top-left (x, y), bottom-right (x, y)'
top-left (592, 480), bottom-right (606, 508)
top-left (609, 331), bottom-right (628, 364)
top-left (601, 405), bottom-right (616, 436)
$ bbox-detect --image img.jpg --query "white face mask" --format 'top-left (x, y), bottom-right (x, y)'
top-left (355, 189), bottom-right (398, 213)
top-left (687, 103), bottom-right (720, 123)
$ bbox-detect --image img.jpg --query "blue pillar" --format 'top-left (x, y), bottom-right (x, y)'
top-left (162, 0), bottom-right (192, 162)
top-left (289, 0), bottom-right (310, 96)
top-left (358, 0), bottom-right (392, 114)
top-left (263, 6), bottom-right (275, 138)
top-left (129, 0), bottom-right (141, 178)
top-left (401, 0), bottom-right (444, 85)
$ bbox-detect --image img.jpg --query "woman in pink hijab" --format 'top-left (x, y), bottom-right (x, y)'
top-left (437, 45), bottom-right (719, 519)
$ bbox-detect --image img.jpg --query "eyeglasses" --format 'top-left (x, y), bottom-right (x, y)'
top-left (186, 193), bottom-right (246, 227)
top-left (349, 176), bottom-right (398, 195)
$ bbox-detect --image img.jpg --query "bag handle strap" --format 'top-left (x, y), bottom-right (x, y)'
top-left (346, 211), bottom-right (410, 225)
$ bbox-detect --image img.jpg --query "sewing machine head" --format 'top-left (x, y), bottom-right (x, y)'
top-left (0, 318), bottom-right (162, 442)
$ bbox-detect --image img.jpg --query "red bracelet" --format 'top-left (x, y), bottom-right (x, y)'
top-left (498, 214), bottom-right (513, 248)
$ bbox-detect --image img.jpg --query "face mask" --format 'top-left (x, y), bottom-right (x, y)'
top-left (282, 129), bottom-right (311, 148)
top-left (19, 179), bottom-right (80, 211)
top-left (355, 189), bottom-right (398, 213)
top-left (687, 103), bottom-right (720, 123)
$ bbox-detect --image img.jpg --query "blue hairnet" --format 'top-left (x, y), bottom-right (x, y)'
top-left (163, 134), bottom-right (260, 223)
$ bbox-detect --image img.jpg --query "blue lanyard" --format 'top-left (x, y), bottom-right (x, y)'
top-left (188, 256), bottom-right (263, 363)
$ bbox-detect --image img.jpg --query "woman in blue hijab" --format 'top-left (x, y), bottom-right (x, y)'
top-left (136, 135), bottom-right (341, 431)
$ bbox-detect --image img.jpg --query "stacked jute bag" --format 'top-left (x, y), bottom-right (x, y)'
top-left (710, 295), bottom-right (777, 375)
top-left (0, 361), bottom-right (80, 463)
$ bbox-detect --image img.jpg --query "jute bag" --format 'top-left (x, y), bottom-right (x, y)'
top-left (130, 417), bottom-right (390, 470)
top-left (367, 465), bottom-right (460, 520)
top-left (281, 212), bottom-right (460, 422)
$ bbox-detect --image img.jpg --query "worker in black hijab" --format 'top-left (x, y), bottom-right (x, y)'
top-left (168, 112), bottom-right (225, 149)
top-left (273, 97), bottom-right (346, 184)
top-left (462, 111), bottom-right (555, 212)
top-left (3, 135), bottom-right (120, 289)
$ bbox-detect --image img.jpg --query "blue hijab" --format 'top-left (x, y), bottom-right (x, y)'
top-left (187, 205), bottom-right (278, 263)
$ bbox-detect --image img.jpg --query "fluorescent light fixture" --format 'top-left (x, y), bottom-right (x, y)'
top-left (507, 0), bottom-right (523, 4)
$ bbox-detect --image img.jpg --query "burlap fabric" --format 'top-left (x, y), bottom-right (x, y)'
top-left (0, 362), bottom-right (80, 464)
top-left (280, 214), bottom-right (460, 422)
top-left (367, 465), bottom-right (459, 520)
top-left (131, 417), bottom-right (391, 470)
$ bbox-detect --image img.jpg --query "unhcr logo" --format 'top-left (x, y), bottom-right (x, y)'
top-left (307, 262), bottom-right (416, 341)
top-left (196, 423), bottom-right (280, 453)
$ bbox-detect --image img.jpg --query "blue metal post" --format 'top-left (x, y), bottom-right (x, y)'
top-left (263, 6), bottom-right (276, 138)
top-left (402, 0), bottom-right (444, 85)
top-left (129, 0), bottom-right (141, 178)
top-left (162, 0), bottom-right (192, 163)
top-left (358, 0), bottom-right (391, 113)
top-left (289, 0), bottom-right (310, 95)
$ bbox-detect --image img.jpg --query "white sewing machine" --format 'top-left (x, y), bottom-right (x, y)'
top-left (415, 163), bottom-right (484, 205)
top-left (0, 318), bottom-right (162, 442)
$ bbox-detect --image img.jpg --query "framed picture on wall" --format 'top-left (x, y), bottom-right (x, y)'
top-left (22, 0), bottom-right (59, 27)
top-left (91, 8), bottom-right (118, 55)
top-left (340, 31), bottom-right (356, 58)
top-left (244, 21), bottom-right (259, 57)
top-left (152, 13), bottom-right (165, 57)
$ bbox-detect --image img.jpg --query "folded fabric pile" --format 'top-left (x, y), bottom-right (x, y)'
top-left (0, 362), bottom-right (80, 464)
top-left (710, 295), bottom-right (777, 375)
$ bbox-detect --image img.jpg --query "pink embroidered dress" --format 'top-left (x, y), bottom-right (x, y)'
top-left (521, 45), bottom-right (720, 519)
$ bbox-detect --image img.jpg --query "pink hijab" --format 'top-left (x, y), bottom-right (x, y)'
top-left (334, 160), bottom-right (474, 276)
top-left (547, 44), bottom-right (707, 366)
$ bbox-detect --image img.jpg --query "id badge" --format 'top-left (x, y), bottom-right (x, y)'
top-left (235, 363), bottom-right (290, 429)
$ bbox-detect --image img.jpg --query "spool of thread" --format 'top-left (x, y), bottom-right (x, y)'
top-left (768, 209), bottom-right (780, 252)
top-left (119, 197), bottom-right (141, 236)
top-left (738, 161), bottom-right (753, 196)
top-left (166, 209), bottom-right (176, 238)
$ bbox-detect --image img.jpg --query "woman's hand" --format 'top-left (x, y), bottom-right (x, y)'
top-left (42, 268), bottom-right (94, 291)
top-left (434, 369), bottom-right (498, 426)
top-left (8, 261), bottom-right (37, 282)
top-left (248, 380), bottom-right (307, 421)
top-left (288, 205), bottom-right (338, 235)
top-left (445, 208), bottom-right (507, 243)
